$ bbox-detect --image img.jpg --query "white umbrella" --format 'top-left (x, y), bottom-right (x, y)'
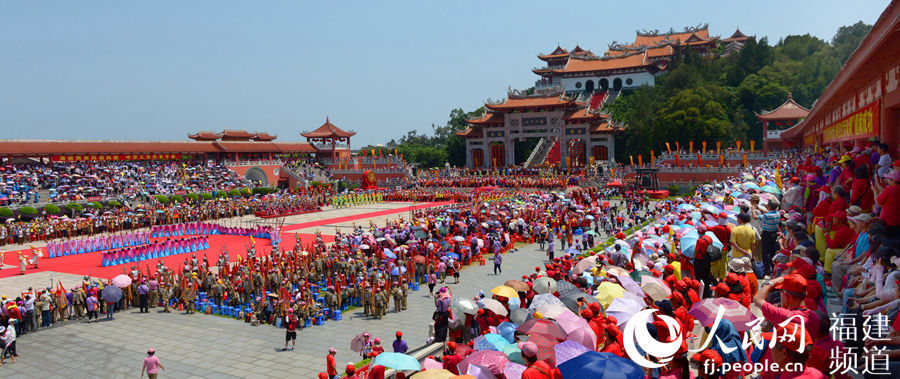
top-left (481, 298), bottom-right (508, 316)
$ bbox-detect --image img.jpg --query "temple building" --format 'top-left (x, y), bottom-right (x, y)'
top-left (533, 25), bottom-right (741, 94)
top-left (301, 117), bottom-right (355, 160)
top-left (454, 87), bottom-right (616, 169)
top-left (756, 93), bottom-right (811, 152)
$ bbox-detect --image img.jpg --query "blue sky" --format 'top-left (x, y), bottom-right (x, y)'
top-left (0, 1), bottom-right (889, 147)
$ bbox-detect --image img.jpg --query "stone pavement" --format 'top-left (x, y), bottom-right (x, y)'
top-left (4, 242), bottom-right (551, 378)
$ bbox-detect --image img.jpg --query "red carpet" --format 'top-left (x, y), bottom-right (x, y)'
top-left (280, 201), bottom-right (452, 232)
top-left (0, 202), bottom-right (449, 280)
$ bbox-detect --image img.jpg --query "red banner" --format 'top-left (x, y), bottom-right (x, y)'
top-left (174, 190), bottom-right (187, 195)
top-left (51, 154), bottom-right (182, 162)
top-left (822, 100), bottom-right (879, 143)
top-left (87, 196), bottom-right (101, 201)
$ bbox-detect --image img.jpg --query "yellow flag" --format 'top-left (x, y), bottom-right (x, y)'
top-left (775, 167), bottom-right (783, 188)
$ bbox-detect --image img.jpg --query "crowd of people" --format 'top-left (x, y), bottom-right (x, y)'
top-left (0, 141), bottom-right (898, 378)
top-left (0, 160), bottom-right (251, 205)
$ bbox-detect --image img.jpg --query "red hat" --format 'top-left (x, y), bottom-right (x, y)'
top-left (664, 264), bottom-right (675, 273)
top-left (447, 341), bottom-right (457, 352)
top-left (650, 269), bottom-right (662, 277)
top-left (714, 283), bottom-right (730, 296)
top-left (396, 331), bottom-right (403, 338)
top-left (790, 176), bottom-right (799, 182)
top-left (691, 349), bottom-right (723, 370)
top-left (318, 373), bottom-right (329, 379)
top-left (674, 280), bottom-right (687, 291)
top-left (346, 364), bottom-right (356, 374)
top-left (775, 274), bottom-right (808, 296)
top-left (725, 273), bottom-right (740, 285)
top-left (718, 212), bottom-right (728, 219)
top-left (762, 321), bottom-right (812, 353)
top-left (580, 308), bottom-right (594, 319)
top-left (588, 302), bottom-right (603, 314)
top-left (477, 308), bottom-right (485, 315)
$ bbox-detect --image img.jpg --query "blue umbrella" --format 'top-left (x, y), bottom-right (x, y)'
top-left (498, 321), bottom-right (518, 343)
top-left (383, 248), bottom-right (396, 259)
top-left (389, 266), bottom-right (407, 276)
top-left (445, 252), bottom-right (460, 260)
top-left (565, 247), bottom-right (579, 255)
top-left (473, 333), bottom-right (509, 351)
top-left (372, 352), bottom-right (420, 371)
top-left (559, 351), bottom-right (645, 379)
top-left (574, 228), bottom-right (583, 236)
top-left (676, 203), bottom-right (696, 211)
top-left (679, 229), bottom-right (700, 258)
top-left (760, 185), bottom-right (782, 195)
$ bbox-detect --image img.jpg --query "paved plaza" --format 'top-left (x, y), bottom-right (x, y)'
top-left (0, 201), bottom-right (553, 378)
top-left (3, 242), bottom-right (549, 378)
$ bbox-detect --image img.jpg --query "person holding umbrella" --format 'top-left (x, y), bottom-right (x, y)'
top-left (519, 341), bottom-right (562, 379)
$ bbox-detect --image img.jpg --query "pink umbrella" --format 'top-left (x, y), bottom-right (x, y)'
top-left (554, 309), bottom-right (589, 334)
top-left (567, 326), bottom-right (598, 350)
top-left (688, 298), bottom-right (757, 331)
top-left (423, 357), bottom-right (443, 370)
top-left (516, 319), bottom-right (568, 340)
top-left (573, 255), bottom-right (598, 274)
top-left (503, 362), bottom-right (527, 379)
top-left (554, 340), bottom-right (591, 366)
top-left (641, 275), bottom-right (672, 301)
top-left (458, 350), bottom-right (509, 376)
top-left (615, 275), bottom-right (645, 298)
top-left (111, 274), bottom-right (132, 288)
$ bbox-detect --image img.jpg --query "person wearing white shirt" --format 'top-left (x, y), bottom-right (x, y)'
top-left (0, 325), bottom-right (16, 364)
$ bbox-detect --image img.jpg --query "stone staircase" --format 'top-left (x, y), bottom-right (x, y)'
top-left (524, 136), bottom-right (558, 167)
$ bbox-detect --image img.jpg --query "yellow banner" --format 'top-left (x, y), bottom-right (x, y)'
top-left (749, 140), bottom-right (755, 152)
top-left (689, 141), bottom-right (694, 153)
top-left (736, 140), bottom-right (741, 151)
top-left (742, 153), bottom-right (748, 167)
top-left (702, 141), bottom-right (707, 153)
top-left (715, 141), bottom-right (721, 154)
top-left (822, 100), bottom-right (880, 143)
top-left (665, 143), bottom-right (671, 154)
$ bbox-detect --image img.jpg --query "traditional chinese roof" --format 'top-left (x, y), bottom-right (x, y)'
top-left (756, 94), bottom-right (811, 121)
top-left (538, 45), bottom-right (570, 60)
top-left (632, 26), bottom-right (710, 48)
top-left (220, 129), bottom-right (256, 139)
top-left (571, 45), bottom-right (593, 56)
top-left (454, 127), bottom-right (483, 139)
top-left (252, 132), bottom-right (277, 141)
top-left (563, 108), bottom-right (607, 123)
top-left (484, 89), bottom-right (578, 111)
top-left (646, 45), bottom-right (675, 58)
top-left (466, 112), bottom-right (505, 126)
top-left (273, 142), bottom-right (317, 153)
top-left (722, 28), bottom-right (751, 43)
top-left (560, 52), bottom-right (651, 74)
top-left (188, 131), bottom-right (222, 141)
top-left (301, 117), bottom-right (356, 138)
top-left (589, 122), bottom-right (615, 133)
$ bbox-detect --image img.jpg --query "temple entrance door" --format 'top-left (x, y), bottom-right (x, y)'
top-left (613, 78), bottom-right (623, 91)
top-left (568, 139), bottom-right (587, 167)
top-left (592, 145), bottom-right (609, 161)
top-left (472, 148), bottom-right (484, 168)
top-left (490, 142), bottom-right (505, 168)
top-left (584, 80), bottom-right (595, 93)
top-left (599, 78), bottom-right (609, 91)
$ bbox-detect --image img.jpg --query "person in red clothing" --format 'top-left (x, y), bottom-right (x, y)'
top-left (724, 273), bottom-right (749, 307)
top-left (283, 309), bottom-right (298, 351)
top-left (849, 165), bottom-right (875, 212)
top-left (873, 169), bottom-right (900, 234)
top-left (693, 226), bottom-right (714, 293)
top-left (726, 260), bottom-right (752, 307)
top-left (519, 341), bottom-right (562, 379)
top-left (824, 212), bottom-right (854, 275)
top-left (326, 348), bottom-right (338, 379)
top-left (692, 349), bottom-right (724, 379)
top-left (441, 342), bottom-right (463, 375)
top-left (368, 338), bottom-right (384, 358)
top-left (807, 310), bottom-right (852, 379)
top-left (367, 364), bottom-right (385, 379)
top-left (763, 320), bottom-right (825, 378)
top-left (344, 364), bottom-right (360, 379)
